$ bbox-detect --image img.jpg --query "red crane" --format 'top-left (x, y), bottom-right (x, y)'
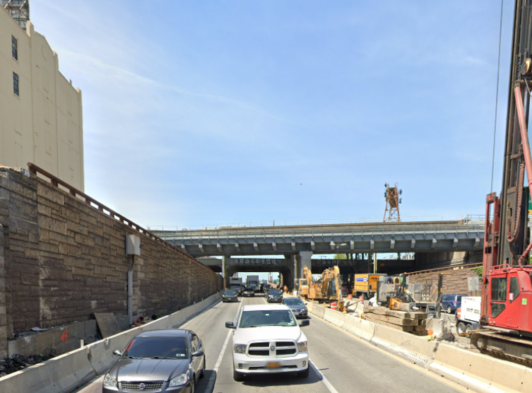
top-left (472, 0), bottom-right (532, 366)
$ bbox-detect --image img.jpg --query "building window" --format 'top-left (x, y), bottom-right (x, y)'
top-left (12, 36), bottom-right (18, 60)
top-left (13, 72), bottom-right (19, 96)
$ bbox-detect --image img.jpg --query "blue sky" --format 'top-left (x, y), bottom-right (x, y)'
top-left (31, 1), bottom-right (514, 230)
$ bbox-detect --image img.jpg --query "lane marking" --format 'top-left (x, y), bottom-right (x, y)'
top-left (310, 360), bottom-right (340, 393)
top-left (205, 299), bottom-right (243, 393)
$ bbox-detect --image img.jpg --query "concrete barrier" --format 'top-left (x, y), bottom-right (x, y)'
top-left (88, 331), bottom-right (137, 374)
top-left (310, 304), bottom-right (326, 319)
top-left (429, 343), bottom-right (532, 393)
top-left (323, 308), bottom-right (346, 327)
top-left (370, 324), bottom-right (436, 367)
top-left (0, 291), bottom-right (222, 393)
top-left (311, 301), bottom-right (532, 393)
top-left (0, 346), bottom-right (95, 393)
top-left (342, 315), bottom-right (375, 341)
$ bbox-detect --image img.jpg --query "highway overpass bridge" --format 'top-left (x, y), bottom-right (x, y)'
top-left (154, 217), bottom-right (485, 288)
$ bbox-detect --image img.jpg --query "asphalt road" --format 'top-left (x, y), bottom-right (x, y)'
top-left (75, 294), bottom-right (467, 393)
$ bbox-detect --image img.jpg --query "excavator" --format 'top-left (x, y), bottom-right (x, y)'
top-left (471, 0), bottom-right (532, 367)
top-left (298, 265), bottom-right (314, 299)
top-left (302, 266), bottom-right (344, 310)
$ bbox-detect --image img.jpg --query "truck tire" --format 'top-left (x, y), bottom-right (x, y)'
top-left (457, 322), bottom-right (466, 334)
top-left (465, 323), bottom-right (473, 333)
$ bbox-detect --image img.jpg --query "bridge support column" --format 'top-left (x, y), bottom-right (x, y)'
top-left (296, 251), bottom-right (313, 282)
top-left (222, 256), bottom-right (230, 289)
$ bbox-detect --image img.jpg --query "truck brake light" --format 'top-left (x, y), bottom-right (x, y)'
top-left (457, 307), bottom-right (461, 319)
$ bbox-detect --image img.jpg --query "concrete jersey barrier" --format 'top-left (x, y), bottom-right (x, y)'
top-left (0, 346), bottom-right (95, 393)
top-left (0, 291), bottom-right (222, 393)
top-left (307, 301), bottom-right (531, 393)
top-left (323, 308), bottom-right (346, 327)
top-left (371, 324), bottom-right (436, 367)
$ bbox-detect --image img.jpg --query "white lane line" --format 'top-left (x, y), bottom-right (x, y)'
top-left (310, 360), bottom-right (340, 393)
top-left (205, 300), bottom-right (243, 393)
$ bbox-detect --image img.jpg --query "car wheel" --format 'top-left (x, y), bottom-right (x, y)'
top-left (447, 306), bottom-right (452, 314)
top-left (200, 355), bottom-right (206, 378)
top-left (298, 365), bottom-right (310, 378)
top-left (233, 363), bottom-right (244, 382)
top-left (457, 321), bottom-right (466, 334)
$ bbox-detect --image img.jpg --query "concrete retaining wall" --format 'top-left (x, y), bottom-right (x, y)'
top-left (8, 320), bottom-right (98, 358)
top-left (0, 291), bottom-right (221, 393)
top-left (308, 303), bottom-right (529, 393)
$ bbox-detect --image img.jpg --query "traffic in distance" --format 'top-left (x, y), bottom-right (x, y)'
top-left (75, 282), bottom-right (467, 393)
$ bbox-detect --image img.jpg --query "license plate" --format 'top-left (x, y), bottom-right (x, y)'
top-left (267, 362), bottom-right (280, 369)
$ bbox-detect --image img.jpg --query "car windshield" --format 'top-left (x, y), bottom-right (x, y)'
top-left (124, 336), bottom-right (189, 359)
top-left (269, 290), bottom-right (282, 295)
top-left (239, 310), bottom-right (297, 328)
top-left (283, 298), bottom-right (304, 306)
top-left (224, 290), bottom-right (237, 295)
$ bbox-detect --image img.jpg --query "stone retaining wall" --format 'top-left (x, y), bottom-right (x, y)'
top-left (0, 167), bottom-right (222, 357)
top-left (407, 266), bottom-right (481, 295)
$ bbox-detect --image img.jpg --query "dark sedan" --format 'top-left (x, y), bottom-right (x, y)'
top-left (102, 330), bottom-right (205, 393)
top-left (266, 289), bottom-right (283, 303)
top-left (222, 289), bottom-right (239, 302)
top-left (241, 288), bottom-right (255, 297)
top-left (282, 297), bottom-right (308, 318)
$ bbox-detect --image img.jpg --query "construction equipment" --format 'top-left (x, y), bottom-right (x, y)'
top-left (298, 265), bottom-right (313, 298)
top-left (385, 275), bottom-right (416, 312)
top-left (306, 266), bottom-right (344, 310)
top-left (471, 0), bottom-right (532, 367)
top-left (353, 273), bottom-right (385, 299)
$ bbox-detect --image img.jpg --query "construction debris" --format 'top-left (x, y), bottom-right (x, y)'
top-left (363, 305), bottom-right (428, 335)
top-left (0, 352), bottom-right (56, 377)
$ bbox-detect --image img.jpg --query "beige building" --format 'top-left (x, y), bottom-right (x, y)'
top-left (0, 7), bottom-right (84, 191)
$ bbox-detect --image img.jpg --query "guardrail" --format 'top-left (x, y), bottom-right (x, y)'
top-left (26, 163), bottom-right (213, 273)
top-left (157, 222), bottom-right (485, 243)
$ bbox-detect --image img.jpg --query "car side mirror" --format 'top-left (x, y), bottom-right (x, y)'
top-left (112, 350), bottom-right (122, 356)
top-left (225, 321), bottom-right (236, 329)
top-left (192, 350), bottom-right (204, 357)
top-left (299, 320), bottom-right (310, 327)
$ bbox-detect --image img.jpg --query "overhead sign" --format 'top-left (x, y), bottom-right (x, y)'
top-left (231, 258), bottom-right (282, 266)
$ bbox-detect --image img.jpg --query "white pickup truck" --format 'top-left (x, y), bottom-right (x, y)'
top-left (225, 305), bottom-right (310, 381)
top-left (456, 296), bottom-right (481, 334)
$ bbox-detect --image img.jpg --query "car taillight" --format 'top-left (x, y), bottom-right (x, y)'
top-left (453, 301), bottom-right (456, 306)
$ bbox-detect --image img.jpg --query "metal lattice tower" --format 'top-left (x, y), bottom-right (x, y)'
top-left (2, 0), bottom-right (30, 30)
top-left (383, 183), bottom-right (402, 222)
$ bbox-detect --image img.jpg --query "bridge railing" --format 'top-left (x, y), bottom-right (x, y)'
top-left (149, 214), bottom-right (485, 233)
top-left (157, 221), bottom-right (485, 243)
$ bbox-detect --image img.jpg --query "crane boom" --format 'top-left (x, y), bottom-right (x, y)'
top-left (474, 0), bottom-right (532, 366)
